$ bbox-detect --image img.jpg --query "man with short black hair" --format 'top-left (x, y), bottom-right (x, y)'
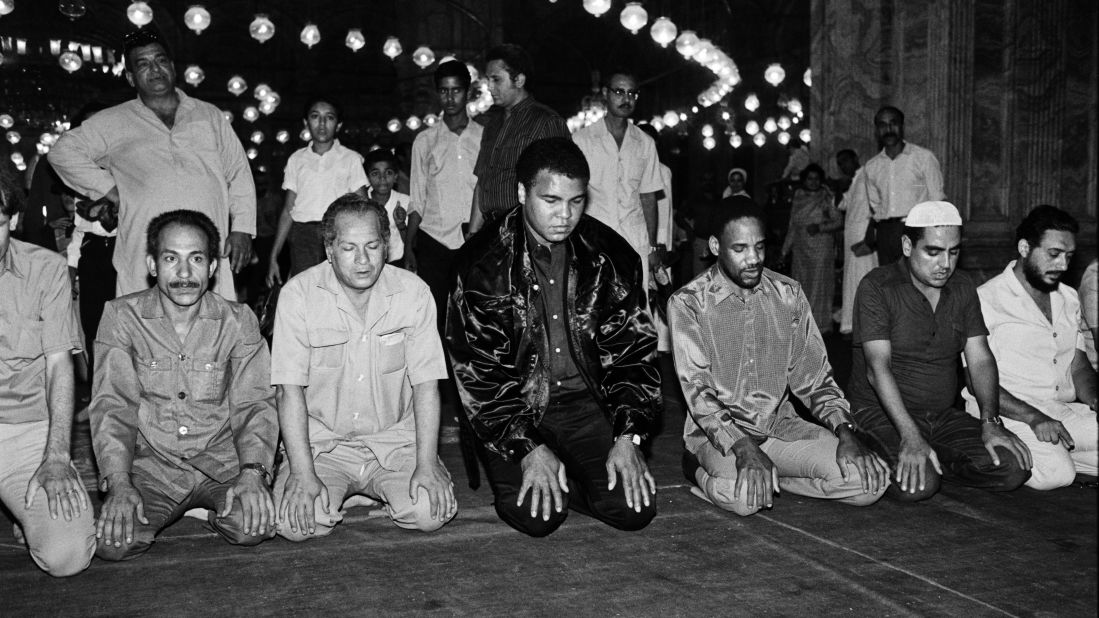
top-left (50, 27), bottom-right (255, 299)
top-left (672, 197), bottom-right (888, 516)
top-left (0, 169), bottom-right (95, 577)
top-left (468, 44), bottom-right (569, 235)
top-left (849, 201), bottom-right (1031, 501)
top-left (449, 137), bottom-right (660, 537)
top-left (272, 195), bottom-right (456, 540)
top-left (91, 209), bottom-right (278, 560)
top-left (964, 205), bottom-right (1096, 489)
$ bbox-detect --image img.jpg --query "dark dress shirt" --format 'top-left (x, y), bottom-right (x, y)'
top-left (528, 233), bottom-right (586, 403)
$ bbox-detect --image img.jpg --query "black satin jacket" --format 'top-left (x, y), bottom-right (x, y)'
top-left (446, 207), bottom-right (661, 462)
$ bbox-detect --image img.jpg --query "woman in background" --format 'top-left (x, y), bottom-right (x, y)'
top-left (782, 163), bottom-right (842, 334)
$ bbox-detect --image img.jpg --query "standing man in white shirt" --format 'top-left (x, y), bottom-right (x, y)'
top-left (266, 97), bottom-right (368, 285)
top-left (964, 206), bottom-right (1097, 489)
top-left (572, 70), bottom-right (662, 290)
top-left (862, 106), bottom-right (944, 265)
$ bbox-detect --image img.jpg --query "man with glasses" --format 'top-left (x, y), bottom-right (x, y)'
top-left (573, 70), bottom-right (663, 289)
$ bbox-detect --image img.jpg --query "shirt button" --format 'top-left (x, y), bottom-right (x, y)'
top-left (556, 380), bottom-right (562, 386)
top-left (549, 279), bottom-right (555, 285)
top-left (178, 426), bottom-right (189, 436)
top-left (357, 374), bottom-right (365, 381)
top-left (177, 392), bottom-right (186, 400)
top-left (533, 284), bottom-right (540, 291)
top-left (1052, 359), bottom-right (1057, 365)
top-left (1052, 332), bottom-right (1058, 338)
top-left (555, 347), bottom-right (561, 353)
top-left (552, 314), bottom-right (558, 320)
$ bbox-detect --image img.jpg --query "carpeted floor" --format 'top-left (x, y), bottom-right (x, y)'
top-left (2, 344), bottom-right (1096, 617)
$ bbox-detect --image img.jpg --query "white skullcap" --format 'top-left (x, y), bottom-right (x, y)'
top-left (904, 201), bottom-right (962, 227)
top-left (728, 167), bottom-right (748, 183)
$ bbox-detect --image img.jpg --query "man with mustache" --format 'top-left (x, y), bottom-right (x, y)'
top-left (572, 70), bottom-right (663, 289)
top-left (671, 197), bottom-right (889, 516)
top-left (963, 206), bottom-right (1097, 489)
top-left (448, 138), bottom-right (660, 536)
top-left (861, 106), bottom-right (944, 265)
top-left (848, 201), bottom-right (1031, 501)
top-left (90, 210), bottom-right (278, 559)
top-left (50, 27), bottom-right (255, 300)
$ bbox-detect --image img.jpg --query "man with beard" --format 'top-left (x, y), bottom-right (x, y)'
top-left (963, 206), bottom-right (1097, 489)
top-left (848, 201), bottom-right (1031, 501)
top-left (50, 27), bottom-right (255, 299)
top-left (670, 198), bottom-right (889, 516)
top-left (448, 137), bottom-right (660, 537)
top-left (572, 70), bottom-right (662, 289)
top-left (862, 106), bottom-right (944, 265)
top-left (91, 210), bottom-right (278, 560)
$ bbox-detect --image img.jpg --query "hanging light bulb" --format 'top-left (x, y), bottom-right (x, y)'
top-left (777, 116), bottom-right (791, 130)
top-left (300, 23), bottom-right (320, 49)
top-left (803, 68), bottom-right (812, 87)
top-left (744, 93), bottom-right (760, 112)
top-left (183, 65), bottom-right (205, 86)
top-left (702, 136), bottom-right (716, 151)
top-left (221, 110), bottom-right (233, 123)
top-left (764, 63), bottom-right (786, 86)
top-left (763, 118), bottom-right (778, 133)
top-left (246, 147), bottom-right (258, 160)
top-left (184, 5), bottom-right (210, 35)
top-left (250, 131), bottom-right (264, 145)
top-left (0, 0), bottom-right (14, 17)
top-left (126, 1), bottom-right (153, 27)
top-left (345, 28), bottom-right (365, 52)
top-left (753, 133), bottom-right (766, 147)
top-left (299, 128), bottom-right (310, 141)
top-left (745, 120), bottom-right (760, 136)
top-left (250, 15), bottom-right (275, 43)
top-left (40, 132), bottom-right (58, 146)
top-left (692, 39), bottom-right (715, 64)
top-left (59, 50), bottom-right (82, 72)
top-left (582, 0), bottom-right (611, 17)
top-left (411, 46), bottom-right (435, 69)
top-left (675, 31), bottom-right (699, 58)
top-left (386, 118), bottom-right (401, 133)
top-left (799, 128), bottom-right (811, 143)
top-left (6, 130), bottom-right (20, 144)
top-left (242, 106), bottom-right (259, 122)
top-left (276, 130), bottom-right (290, 144)
top-left (382, 36), bottom-right (402, 59)
top-left (253, 83), bottom-right (271, 100)
top-left (406, 116), bottom-right (422, 131)
top-left (777, 131), bottom-right (790, 145)
top-left (423, 113), bottom-right (438, 127)
top-left (227, 75), bottom-right (247, 96)
top-left (660, 111), bottom-right (677, 128)
top-left (700, 124), bottom-right (714, 138)
top-left (787, 98), bottom-right (803, 115)
top-left (0, 114), bottom-right (12, 129)
top-left (58, 0), bottom-right (86, 20)
top-left (10, 151), bottom-right (23, 165)
top-left (37, 143), bottom-right (49, 155)
top-left (619, 2), bottom-right (648, 34)
top-left (650, 116), bottom-right (664, 131)
top-left (259, 100), bottom-right (277, 115)
top-left (650, 16), bottom-right (676, 48)
top-left (729, 134), bottom-right (742, 148)
top-left (0, 51), bottom-right (5, 66)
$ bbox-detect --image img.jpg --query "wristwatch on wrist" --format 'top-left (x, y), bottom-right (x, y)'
top-left (834, 422), bottom-right (856, 437)
top-left (617, 433), bottom-right (642, 446)
top-left (240, 463), bottom-right (271, 484)
top-left (981, 416), bottom-right (1004, 427)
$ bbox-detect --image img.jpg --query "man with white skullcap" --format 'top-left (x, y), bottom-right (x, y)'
top-left (845, 201), bottom-right (1032, 501)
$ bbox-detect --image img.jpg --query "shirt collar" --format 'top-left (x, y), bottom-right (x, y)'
top-left (707, 263), bottom-right (768, 304)
top-left (306, 140), bottom-right (343, 158)
top-left (316, 260), bottom-right (402, 301)
top-left (0, 239), bottom-right (25, 279)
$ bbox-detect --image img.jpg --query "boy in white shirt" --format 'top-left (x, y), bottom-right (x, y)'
top-left (364, 148), bottom-right (407, 264)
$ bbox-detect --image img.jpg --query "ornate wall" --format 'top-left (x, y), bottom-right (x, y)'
top-left (811, 0), bottom-right (1097, 278)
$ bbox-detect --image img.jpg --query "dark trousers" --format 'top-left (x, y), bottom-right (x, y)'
top-left (414, 232), bottom-right (463, 408)
top-left (77, 235), bottom-right (116, 367)
top-left (482, 397), bottom-right (656, 537)
top-left (289, 221), bottom-right (326, 277)
top-left (854, 404), bottom-right (1030, 501)
top-left (875, 217), bottom-right (906, 265)
top-left (95, 465), bottom-right (272, 561)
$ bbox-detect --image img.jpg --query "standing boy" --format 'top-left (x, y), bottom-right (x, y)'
top-left (266, 97), bottom-right (368, 285)
top-left (364, 149), bottom-right (407, 264)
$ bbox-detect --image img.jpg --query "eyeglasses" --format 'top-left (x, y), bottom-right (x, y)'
top-left (608, 88), bottom-right (640, 100)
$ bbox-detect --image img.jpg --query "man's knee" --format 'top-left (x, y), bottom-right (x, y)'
top-left (30, 535), bottom-right (94, 577)
top-left (699, 472), bottom-right (762, 517)
top-left (209, 511), bottom-right (276, 546)
top-left (95, 537), bottom-right (153, 562)
top-left (494, 501), bottom-right (567, 537)
top-left (391, 498), bottom-right (455, 533)
top-left (599, 503), bottom-right (655, 531)
top-left (1025, 450), bottom-right (1077, 491)
top-left (884, 473), bottom-right (940, 502)
top-left (981, 448), bottom-right (1031, 491)
top-left (276, 521), bottom-right (335, 543)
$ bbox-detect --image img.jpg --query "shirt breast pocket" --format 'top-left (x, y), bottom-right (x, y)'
top-left (309, 328), bottom-right (348, 368)
top-left (377, 331), bottom-right (406, 374)
top-left (191, 358), bottom-right (228, 402)
top-left (3, 319), bottom-right (43, 370)
top-left (136, 357), bottom-right (175, 400)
